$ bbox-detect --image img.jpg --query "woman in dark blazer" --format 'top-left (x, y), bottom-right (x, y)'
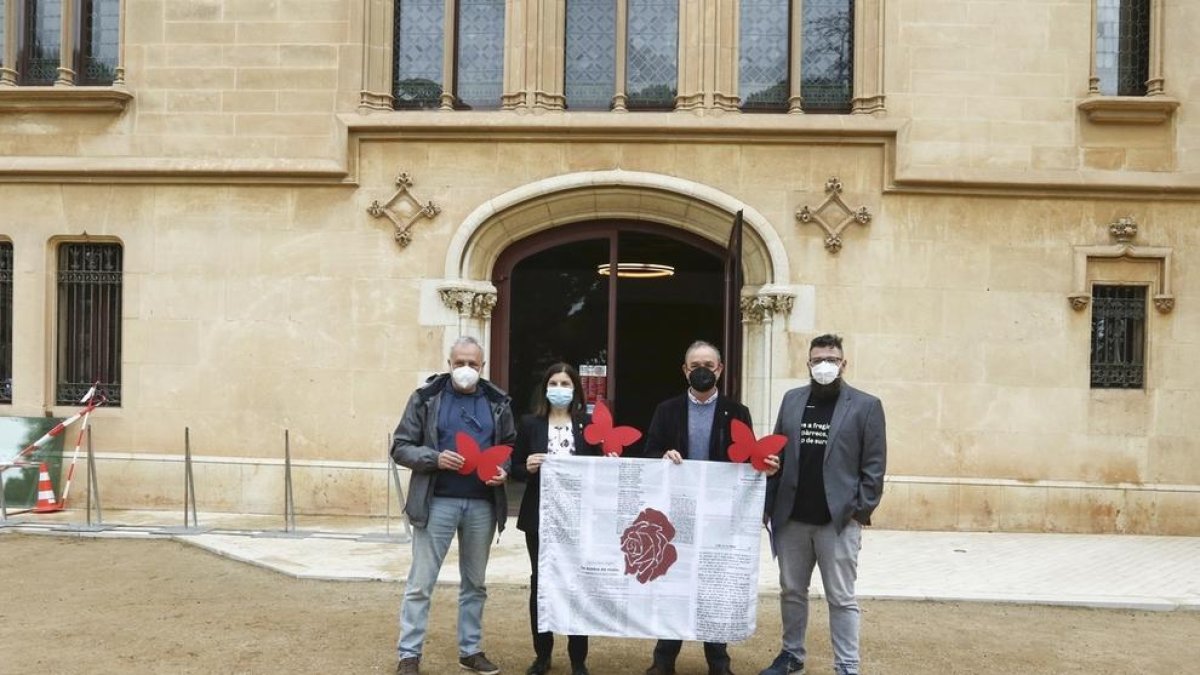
top-left (511, 363), bottom-right (600, 675)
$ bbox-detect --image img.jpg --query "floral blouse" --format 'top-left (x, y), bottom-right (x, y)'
top-left (547, 422), bottom-right (576, 455)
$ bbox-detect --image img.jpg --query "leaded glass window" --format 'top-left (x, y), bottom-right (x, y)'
top-left (19, 0), bottom-right (62, 86)
top-left (565, 0), bottom-right (616, 110)
top-left (57, 243), bottom-right (122, 406)
top-left (739, 0), bottom-right (790, 111)
top-left (802, 0), bottom-right (853, 113)
top-left (1090, 285), bottom-right (1145, 389)
top-left (0, 2), bottom-right (7, 72)
top-left (0, 243), bottom-right (12, 404)
top-left (455, 0), bottom-right (504, 110)
top-left (76, 0), bottom-right (119, 86)
top-left (393, 0), bottom-right (445, 109)
top-left (1096, 0), bottom-right (1150, 96)
top-left (626, 0), bottom-right (677, 109)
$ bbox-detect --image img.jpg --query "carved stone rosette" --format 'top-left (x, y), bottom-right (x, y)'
top-left (796, 177), bottom-right (873, 253)
top-left (740, 293), bottom-right (796, 324)
top-left (366, 172), bottom-right (441, 248)
top-left (439, 288), bottom-right (498, 320)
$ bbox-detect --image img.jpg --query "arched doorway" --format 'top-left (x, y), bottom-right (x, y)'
top-left (491, 220), bottom-right (735, 454)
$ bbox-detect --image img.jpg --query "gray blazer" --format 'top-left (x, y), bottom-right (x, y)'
top-left (766, 382), bottom-right (887, 534)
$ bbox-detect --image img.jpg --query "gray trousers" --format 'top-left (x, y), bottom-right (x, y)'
top-left (775, 518), bottom-right (862, 675)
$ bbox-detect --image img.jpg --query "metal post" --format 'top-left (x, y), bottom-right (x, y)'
top-left (0, 467), bottom-right (8, 522)
top-left (184, 427), bottom-right (198, 528)
top-left (85, 425), bottom-right (103, 525)
top-left (283, 429), bottom-right (296, 532)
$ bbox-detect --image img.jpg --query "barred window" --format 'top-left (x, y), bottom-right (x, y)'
top-left (393, 0), bottom-right (445, 109)
top-left (3, 0), bottom-right (118, 87)
top-left (455, 0), bottom-right (504, 110)
top-left (1, 242), bottom-right (12, 404)
top-left (76, 0), bottom-right (120, 86)
top-left (57, 243), bottom-right (122, 406)
top-left (1090, 285), bottom-right (1145, 389)
top-left (1095, 0), bottom-right (1150, 96)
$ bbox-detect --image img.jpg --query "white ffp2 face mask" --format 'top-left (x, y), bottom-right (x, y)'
top-left (451, 365), bottom-right (481, 390)
top-left (810, 361), bottom-right (840, 386)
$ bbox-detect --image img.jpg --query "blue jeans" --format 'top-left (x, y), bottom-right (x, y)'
top-left (776, 519), bottom-right (863, 675)
top-left (397, 497), bottom-right (496, 660)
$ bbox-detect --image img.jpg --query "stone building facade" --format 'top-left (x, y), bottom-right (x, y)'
top-left (1, 0), bottom-right (1197, 533)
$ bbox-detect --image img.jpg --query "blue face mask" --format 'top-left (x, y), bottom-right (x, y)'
top-left (546, 387), bottom-right (574, 409)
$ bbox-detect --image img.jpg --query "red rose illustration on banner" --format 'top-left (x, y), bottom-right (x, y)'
top-left (620, 507), bottom-right (678, 584)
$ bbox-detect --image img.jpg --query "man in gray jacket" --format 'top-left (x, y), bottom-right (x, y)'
top-left (760, 334), bottom-right (886, 675)
top-left (391, 336), bottom-right (516, 675)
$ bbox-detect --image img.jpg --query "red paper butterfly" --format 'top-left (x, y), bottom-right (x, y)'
top-left (455, 432), bottom-right (513, 482)
top-left (583, 400), bottom-right (642, 456)
top-left (727, 419), bottom-right (786, 472)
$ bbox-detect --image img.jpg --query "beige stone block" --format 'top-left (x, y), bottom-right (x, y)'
top-left (1031, 146), bottom-right (1077, 170)
top-left (221, 44), bottom-right (281, 67)
top-left (905, 482), bottom-right (959, 531)
top-left (127, 0), bottom-right (166, 43)
top-left (989, 120), bottom-right (1072, 146)
top-left (235, 67), bottom-right (339, 90)
top-left (1146, 436), bottom-right (1200, 485)
top-left (1086, 389), bottom-right (1152, 437)
top-left (564, 143), bottom-right (622, 173)
top-left (92, 457), bottom-right (179, 510)
top-left (1082, 147), bottom-right (1127, 171)
top-left (221, 90), bottom-right (277, 112)
top-left (234, 113), bottom-right (333, 136)
top-left (272, 135), bottom-right (338, 159)
top-left (1153, 389), bottom-right (1200, 438)
top-left (996, 484), bottom-right (1048, 532)
top-left (166, 43), bottom-right (226, 67)
top-left (276, 90), bottom-right (338, 112)
top-left (987, 245), bottom-right (1072, 291)
top-left (1151, 491), bottom-right (1200, 535)
top-left (956, 484), bottom-right (1002, 531)
top-left (239, 462), bottom-right (288, 514)
top-left (136, 320), bottom-right (202, 365)
top-left (141, 66), bottom-right (236, 90)
top-left (164, 21), bottom-right (236, 44)
top-left (993, 73), bottom-right (1068, 98)
top-left (1044, 488), bottom-right (1099, 533)
top-left (165, 0), bottom-right (221, 21)
top-left (166, 90), bottom-right (223, 112)
top-left (280, 0), bottom-right (348, 21)
top-left (223, 2), bottom-right (280, 22)
top-left (279, 44), bottom-right (340, 67)
top-left (1124, 149), bottom-right (1174, 172)
top-left (910, 70), bottom-right (993, 96)
top-left (233, 21), bottom-right (348, 44)
top-left (870, 480), bottom-right (908, 529)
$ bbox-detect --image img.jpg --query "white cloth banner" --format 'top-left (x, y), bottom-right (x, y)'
top-left (537, 455), bottom-right (766, 642)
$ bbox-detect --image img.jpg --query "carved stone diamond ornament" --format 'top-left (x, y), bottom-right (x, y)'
top-left (795, 177), bottom-right (873, 253)
top-left (367, 172), bottom-right (441, 248)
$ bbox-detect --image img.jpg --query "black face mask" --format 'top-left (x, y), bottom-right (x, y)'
top-left (688, 367), bottom-right (717, 392)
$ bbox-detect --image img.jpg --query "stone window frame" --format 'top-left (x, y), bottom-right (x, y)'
top-left (0, 0), bottom-right (130, 112)
top-left (360, 0), bottom-right (884, 115)
top-left (1079, 0), bottom-right (1177, 125)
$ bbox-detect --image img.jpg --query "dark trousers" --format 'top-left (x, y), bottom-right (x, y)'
top-left (653, 639), bottom-right (730, 669)
top-left (526, 530), bottom-right (589, 666)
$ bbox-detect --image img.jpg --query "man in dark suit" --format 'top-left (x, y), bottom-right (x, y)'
top-left (759, 334), bottom-right (886, 675)
top-left (642, 340), bottom-right (758, 675)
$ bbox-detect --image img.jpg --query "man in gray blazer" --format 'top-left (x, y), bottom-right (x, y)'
top-left (759, 334), bottom-right (886, 675)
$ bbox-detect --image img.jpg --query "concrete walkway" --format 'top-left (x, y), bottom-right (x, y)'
top-left (3, 510), bottom-right (1198, 612)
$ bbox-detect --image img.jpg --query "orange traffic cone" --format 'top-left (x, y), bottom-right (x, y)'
top-left (33, 462), bottom-right (63, 513)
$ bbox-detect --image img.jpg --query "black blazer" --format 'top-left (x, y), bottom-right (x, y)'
top-left (643, 393), bottom-right (752, 463)
top-left (512, 413), bottom-right (600, 533)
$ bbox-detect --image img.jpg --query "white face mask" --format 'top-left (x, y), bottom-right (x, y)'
top-left (451, 365), bottom-right (481, 390)
top-left (810, 361), bottom-right (840, 386)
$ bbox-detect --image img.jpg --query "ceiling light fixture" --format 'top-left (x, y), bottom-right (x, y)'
top-left (596, 262), bottom-right (675, 279)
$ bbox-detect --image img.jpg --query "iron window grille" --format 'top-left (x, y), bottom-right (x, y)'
top-left (1095, 0), bottom-right (1150, 96)
top-left (56, 242), bottom-right (122, 406)
top-left (1089, 284), bottom-right (1146, 389)
top-left (0, 242), bottom-right (12, 404)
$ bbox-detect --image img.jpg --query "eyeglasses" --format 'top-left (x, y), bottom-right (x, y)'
top-left (459, 407), bottom-right (483, 432)
top-left (808, 357), bottom-right (843, 366)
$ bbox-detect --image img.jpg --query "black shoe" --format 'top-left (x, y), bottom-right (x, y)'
top-left (709, 666), bottom-right (736, 675)
top-left (460, 652), bottom-right (501, 675)
top-left (525, 657), bottom-right (551, 675)
top-left (397, 657), bottom-right (420, 675)
top-left (758, 651), bottom-right (804, 675)
top-left (571, 665), bottom-right (590, 675)
top-left (646, 664), bottom-right (675, 675)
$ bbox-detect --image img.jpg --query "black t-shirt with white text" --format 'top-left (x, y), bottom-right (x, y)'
top-left (790, 390), bottom-right (838, 525)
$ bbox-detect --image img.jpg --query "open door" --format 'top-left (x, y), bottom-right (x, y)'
top-left (722, 210), bottom-right (744, 402)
